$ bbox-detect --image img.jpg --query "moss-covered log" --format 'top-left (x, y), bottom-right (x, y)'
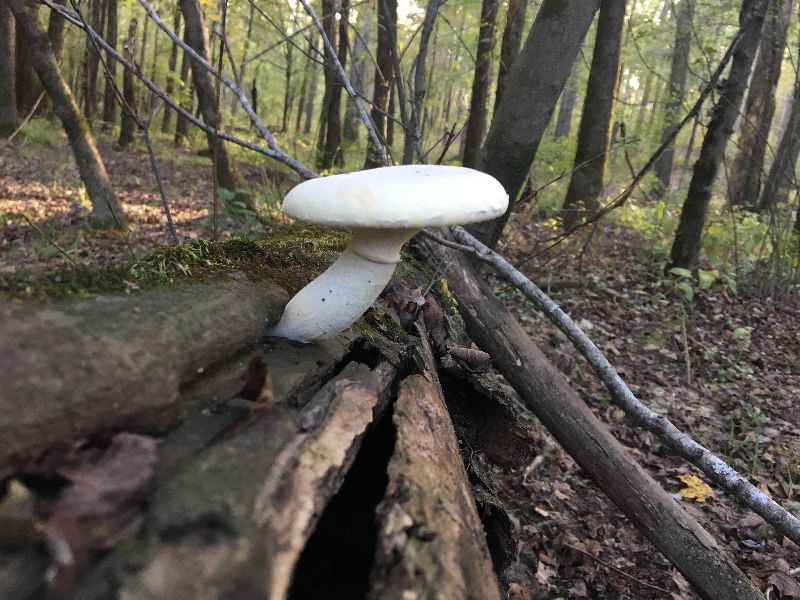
top-left (0, 280), bottom-right (288, 476)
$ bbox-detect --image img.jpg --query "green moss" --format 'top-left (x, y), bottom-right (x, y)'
top-left (0, 224), bottom-right (348, 300)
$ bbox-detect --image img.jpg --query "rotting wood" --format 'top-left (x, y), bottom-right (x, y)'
top-left (0, 280), bottom-right (288, 477)
top-left (73, 359), bottom-right (395, 599)
top-left (368, 334), bottom-right (501, 600)
top-left (418, 236), bottom-right (764, 600)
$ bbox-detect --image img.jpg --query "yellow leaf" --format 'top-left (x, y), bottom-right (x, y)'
top-left (678, 474), bottom-right (714, 503)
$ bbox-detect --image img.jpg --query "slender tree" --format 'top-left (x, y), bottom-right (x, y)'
top-left (670, 0), bottom-right (768, 269)
top-left (554, 70), bottom-right (578, 139)
top-left (470, 0), bottom-right (601, 246)
top-left (232, 1), bottom-right (255, 116)
top-left (303, 39), bottom-right (320, 135)
top-left (757, 47), bottom-right (800, 214)
top-left (560, 0), bottom-right (627, 229)
top-left (493, 0), bottom-right (527, 115)
top-left (5, 0), bottom-right (125, 226)
top-left (82, 0), bottom-right (104, 121)
top-left (161, 7), bottom-right (181, 133)
top-left (653, 0), bottom-right (693, 195)
top-left (101, 0), bottom-right (118, 128)
top-left (316, 0), bottom-right (348, 170)
top-left (174, 47), bottom-right (193, 144)
top-left (281, 39), bottom-right (294, 132)
top-left (364, 0), bottom-right (397, 168)
top-left (343, 14), bottom-right (371, 143)
top-left (728, 0), bottom-right (792, 208)
top-left (0, 0), bottom-right (17, 135)
top-left (461, 0), bottom-right (500, 168)
top-left (403, 0), bottom-right (442, 163)
top-left (179, 0), bottom-right (248, 198)
top-left (117, 17), bottom-right (137, 147)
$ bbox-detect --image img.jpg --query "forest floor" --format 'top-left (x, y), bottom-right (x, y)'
top-left (2, 129), bottom-right (800, 599)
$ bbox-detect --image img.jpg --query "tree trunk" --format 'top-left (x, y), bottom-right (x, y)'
top-left (117, 17), bottom-right (137, 148)
top-left (317, 0), bottom-right (348, 170)
top-left (0, 0), bottom-right (17, 136)
top-left (632, 69), bottom-right (654, 136)
top-left (402, 0), bottom-right (442, 164)
top-left (6, 0), bottom-right (126, 227)
top-left (82, 0), bottom-right (104, 121)
top-left (161, 7), bottom-right (181, 133)
top-left (560, 0), bottom-right (627, 229)
top-left (669, 0), bottom-right (768, 270)
top-left (15, 14), bottom-right (37, 114)
top-left (174, 45), bottom-right (192, 144)
top-left (364, 0), bottom-right (397, 168)
top-left (757, 47), bottom-right (800, 214)
top-left (553, 69), bottom-right (578, 139)
top-left (101, 0), bottom-right (118, 128)
top-left (493, 0), bottom-right (527, 116)
top-left (653, 0), bottom-right (693, 195)
top-left (461, 0), bottom-right (499, 168)
top-left (728, 0), bottom-right (792, 208)
top-left (303, 40), bottom-right (319, 135)
top-left (470, 0), bottom-right (600, 247)
top-left (139, 9), bottom-right (148, 70)
top-left (281, 40), bottom-right (293, 133)
top-left (343, 15), bottom-right (370, 143)
top-left (418, 234), bottom-right (765, 600)
top-left (180, 0), bottom-right (248, 197)
top-left (231, 1), bottom-right (254, 116)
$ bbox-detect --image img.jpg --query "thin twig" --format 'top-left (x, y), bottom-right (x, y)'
top-left (429, 226), bottom-right (800, 549)
top-left (2, 93), bottom-right (45, 145)
top-left (562, 543), bottom-right (672, 596)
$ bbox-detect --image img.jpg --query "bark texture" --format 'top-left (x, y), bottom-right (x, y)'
top-left (728, 0), bottom-right (792, 208)
top-left (493, 0), bottom-right (527, 116)
top-left (0, 0), bottom-right (17, 135)
top-left (0, 280), bottom-right (289, 477)
top-left (654, 0), bottom-right (693, 194)
top-left (560, 0), bottom-right (627, 228)
top-left (6, 0), bottom-right (125, 226)
top-left (471, 0), bottom-right (600, 246)
top-left (369, 374), bottom-right (501, 600)
top-left (461, 0), bottom-right (499, 168)
top-left (317, 0), bottom-right (348, 170)
top-left (418, 234), bottom-right (764, 600)
top-left (364, 0), bottom-right (397, 168)
top-left (553, 70), bottom-right (577, 139)
top-left (670, 0), bottom-right (768, 269)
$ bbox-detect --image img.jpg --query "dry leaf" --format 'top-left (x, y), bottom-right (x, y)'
top-left (677, 474), bottom-right (714, 503)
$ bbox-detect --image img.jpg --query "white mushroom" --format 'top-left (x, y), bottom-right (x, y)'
top-left (268, 165), bottom-right (508, 343)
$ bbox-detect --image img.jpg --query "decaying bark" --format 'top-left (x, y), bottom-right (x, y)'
top-left (0, 280), bottom-right (288, 476)
top-left (369, 373), bottom-right (501, 600)
top-left (418, 235), bottom-right (764, 600)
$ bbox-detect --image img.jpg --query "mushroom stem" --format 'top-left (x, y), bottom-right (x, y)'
top-left (268, 228), bottom-right (418, 343)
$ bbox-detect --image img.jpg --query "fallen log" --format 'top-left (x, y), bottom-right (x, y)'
top-left (419, 236), bottom-right (764, 600)
top-left (0, 280), bottom-right (288, 476)
top-left (369, 372), bottom-right (501, 599)
top-left (75, 355), bottom-right (396, 599)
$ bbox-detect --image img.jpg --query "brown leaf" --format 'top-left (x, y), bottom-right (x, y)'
top-left (768, 570), bottom-right (800, 599)
top-left (508, 582), bottom-right (532, 600)
top-left (44, 433), bottom-right (157, 600)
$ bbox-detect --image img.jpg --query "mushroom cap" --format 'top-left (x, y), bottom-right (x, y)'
top-left (281, 165), bottom-right (509, 228)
